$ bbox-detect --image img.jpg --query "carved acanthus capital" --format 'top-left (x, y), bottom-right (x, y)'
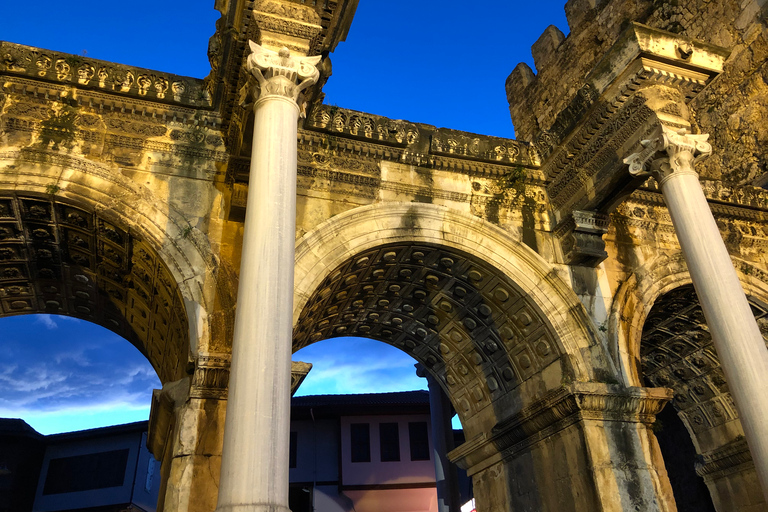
top-left (246, 42), bottom-right (321, 106)
top-left (624, 126), bottom-right (712, 186)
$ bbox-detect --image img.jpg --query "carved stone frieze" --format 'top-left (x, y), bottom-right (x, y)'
top-left (696, 437), bottom-right (754, 481)
top-left (610, 186), bottom-right (768, 260)
top-left (1, 42), bottom-right (210, 106)
top-left (531, 24), bottom-right (728, 223)
top-left (430, 129), bottom-right (536, 167)
top-left (252, 0), bottom-right (323, 54)
top-left (307, 105), bottom-right (421, 148)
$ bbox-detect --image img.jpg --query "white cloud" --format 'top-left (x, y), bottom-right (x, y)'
top-left (35, 314), bottom-right (58, 330)
top-left (293, 337), bottom-right (427, 396)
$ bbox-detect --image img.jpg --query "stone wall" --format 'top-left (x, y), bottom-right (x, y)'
top-left (506, 0), bottom-right (768, 185)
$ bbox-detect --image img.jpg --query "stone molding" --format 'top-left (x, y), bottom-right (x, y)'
top-left (696, 437), bottom-right (755, 481)
top-left (252, 0), bottom-right (323, 55)
top-left (0, 42), bottom-right (210, 107)
top-left (532, 23), bottom-right (728, 220)
top-left (189, 354), bottom-right (313, 399)
top-left (246, 42), bottom-right (321, 105)
top-left (305, 105), bottom-right (539, 169)
top-left (190, 354), bottom-right (231, 399)
top-left (531, 23), bottom-right (726, 162)
top-left (448, 382), bottom-right (672, 474)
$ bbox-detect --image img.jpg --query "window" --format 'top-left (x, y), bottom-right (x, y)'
top-left (379, 422), bottom-right (400, 462)
top-left (289, 431), bottom-right (298, 468)
top-left (409, 422), bottom-right (430, 461)
top-left (350, 423), bottom-right (371, 462)
top-left (43, 449), bottom-right (129, 495)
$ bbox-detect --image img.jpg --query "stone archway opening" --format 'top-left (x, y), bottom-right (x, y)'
top-left (0, 194), bottom-right (190, 384)
top-left (640, 284), bottom-right (768, 510)
top-left (0, 313), bottom-right (161, 433)
top-left (291, 335), bottom-right (471, 512)
top-left (293, 241), bottom-right (568, 437)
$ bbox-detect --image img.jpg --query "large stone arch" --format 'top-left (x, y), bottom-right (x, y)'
top-left (609, 251), bottom-right (768, 510)
top-left (292, 203), bottom-right (675, 512)
top-left (0, 147), bottom-right (229, 382)
top-left (294, 203), bottom-right (606, 428)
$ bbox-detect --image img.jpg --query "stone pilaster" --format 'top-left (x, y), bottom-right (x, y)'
top-left (625, 125), bottom-right (768, 503)
top-left (215, 43), bottom-right (320, 512)
top-left (449, 383), bottom-right (675, 512)
top-left (148, 372), bottom-right (227, 512)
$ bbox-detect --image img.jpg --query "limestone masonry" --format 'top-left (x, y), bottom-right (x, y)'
top-left (2, 0), bottom-right (768, 511)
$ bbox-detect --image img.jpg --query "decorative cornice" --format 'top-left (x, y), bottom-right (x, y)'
top-left (554, 210), bottom-right (611, 266)
top-left (0, 41), bottom-right (211, 108)
top-left (252, 0), bottom-right (323, 54)
top-left (531, 23), bottom-right (728, 222)
top-left (189, 354), bottom-right (314, 399)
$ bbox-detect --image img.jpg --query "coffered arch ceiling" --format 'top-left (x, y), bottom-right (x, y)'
top-left (640, 284), bottom-right (768, 440)
top-left (293, 242), bottom-right (567, 427)
top-left (0, 194), bottom-right (189, 383)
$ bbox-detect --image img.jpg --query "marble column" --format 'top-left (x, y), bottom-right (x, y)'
top-left (216, 42), bottom-right (320, 512)
top-left (625, 126), bottom-right (768, 502)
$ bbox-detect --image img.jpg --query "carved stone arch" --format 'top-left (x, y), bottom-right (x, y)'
top-left (293, 202), bottom-right (612, 435)
top-left (0, 149), bottom-right (230, 382)
top-left (609, 251), bottom-right (768, 508)
top-left (609, 251), bottom-right (768, 388)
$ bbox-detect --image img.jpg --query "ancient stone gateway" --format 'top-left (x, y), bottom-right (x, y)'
top-left (2, 0), bottom-right (768, 510)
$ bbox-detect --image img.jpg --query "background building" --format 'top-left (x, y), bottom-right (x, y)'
top-left (1, 392), bottom-right (470, 512)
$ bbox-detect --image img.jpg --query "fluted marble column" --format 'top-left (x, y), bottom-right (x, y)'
top-left (625, 126), bottom-right (768, 502)
top-left (216, 43), bottom-right (320, 512)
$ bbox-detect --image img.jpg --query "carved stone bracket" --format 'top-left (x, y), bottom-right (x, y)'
top-left (246, 42), bottom-right (321, 107)
top-left (448, 383), bottom-right (672, 474)
top-left (624, 125), bottom-right (712, 186)
top-left (555, 210), bottom-right (611, 266)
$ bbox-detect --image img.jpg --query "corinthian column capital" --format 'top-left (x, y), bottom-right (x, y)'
top-left (246, 41), bottom-right (321, 103)
top-left (623, 126), bottom-right (712, 186)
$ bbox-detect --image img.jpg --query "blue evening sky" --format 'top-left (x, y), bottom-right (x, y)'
top-left (0, 1), bottom-right (569, 434)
